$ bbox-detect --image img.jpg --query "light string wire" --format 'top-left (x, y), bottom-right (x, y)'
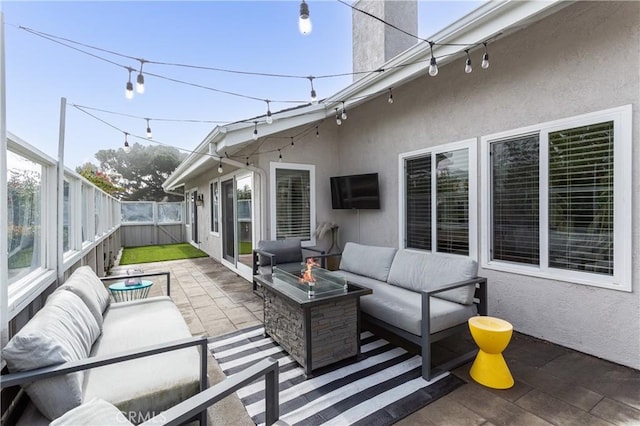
top-left (15, 24), bottom-right (499, 105)
top-left (71, 103), bottom-right (324, 164)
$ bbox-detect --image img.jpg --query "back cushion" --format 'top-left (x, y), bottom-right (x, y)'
top-left (69, 266), bottom-right (111, 313)
top-left (339, 242), bottom-right (397, 282)
top-left (387, 250), bottom-right (478, 305)
top-left (258, 239), bottom-right (302, 265)
top-left (2, 290), bottom-right (100, 420)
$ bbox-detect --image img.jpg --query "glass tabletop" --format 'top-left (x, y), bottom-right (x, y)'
top-left (269, 265), bottom-right (348, 301)
top-left (108, 280), bottom-right (154, 291)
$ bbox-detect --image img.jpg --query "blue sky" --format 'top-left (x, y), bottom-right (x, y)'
top-left (2, 1), bottom-right (482, 169)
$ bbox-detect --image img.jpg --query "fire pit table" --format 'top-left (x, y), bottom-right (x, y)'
top-left (254, 265), bottom-right (372, 378)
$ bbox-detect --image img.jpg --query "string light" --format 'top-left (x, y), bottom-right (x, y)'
top-left (123, 132), bottom-right (131, 153)
top-left (335, 108), bottom-right (342, 126)
top-left (145, 118), bottom-right (152, 139)
top-left (125, 68), bottom-right (134, 99)
top-left (246, 157), bottom-right (250, 166)
top-left (217, 160), bottom-right (223, 173)
top-left (308, 77), bottom-right (317, 104)
top-left (428, 42), bottom-right (438, 77)
top-left (316, 126), bottom-right (319, 138)
top-left (482, 42), bottom-right (490, 69)
top-left (278, 149), bottom-right (283, 162)
top-left (299, 0), bottom-right (312, 35)
top-left (265, 100), bottom-right (273, 124)
top-left (252, 121), bottom-right (258, 140)
top-left (464, 50), bottom-right (473, 74)
top-left (290, 137), bottom-right (295, 147)
top-left (136, 60), bottom-right (146, 94)
top-left (341, 101), bottom-right (348, 120)
top-left (388, 88), bottom-right (394, 104)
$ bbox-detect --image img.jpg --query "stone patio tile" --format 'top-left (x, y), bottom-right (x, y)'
top-left (188, 294), bottom-right (215, 309)
top-left (508, 359), bottom-right (604, 411)
top-left (449, 385), bottom-right (552, 426)
top-left (452, 364), bottom-right (532, 403)
top-left (224, 307), bottom-right (259, 326)
top-left (204, 318), bottom-right (237, 337)
top-left (214, 297), bottom-right (240, 310)
top-left (397, 395), bottom-right (487, 426)
top-left (590, 397), bottom-right (640, 425)
top-left (179, 308), bottom-right (206, 336)
top-left (515, 389), bottom-right (613, 426)
top-left (195, 305), bottom-right (228, 322)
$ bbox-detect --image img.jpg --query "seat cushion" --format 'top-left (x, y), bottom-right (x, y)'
top-left (339, 243), bottom-right (397, 282)
top-left (50, 398), bottom-right (133, 426)
top-left (59, 266), bottom-right (111, 327)
top-left (340, 270), bottom-right (476, 336)
top-left (2, 290), bottom-right (100, 420)
top-left (83, 296), bottom-right (201, 423)
top-left (257, 239), bottom-right (303, 265)
top-left (387, 250), bottom-right (478, 305)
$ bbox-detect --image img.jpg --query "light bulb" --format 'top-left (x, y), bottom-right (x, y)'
top-left (299, 1), bottom-right (312, 35)
top-left (341, 110), bottom-right (347, 120)
top-left (253, 130), bottom-right (258, 140)
top-left (217, 163), bottom-right (223, 173)
top-left (465, 58), bottom-right (473, 74)
top-left (136, 72), bottom-right (145, 94)
top-left (310, 89), bottom-right (317, 104)
top-left (316, 127), bottom-right (320, 138)
top-left (291, 138), bottom-right (295, 147)
top-left (278, 150), bottom-right (283, 162)
top-left (125, 81), bottom-right (134, 99)
top-left (145, 119), bottom-right (152, 139)
top-left (428, 57), bottom-right (438, 77)
top-left (266, 110), bottom-right (273, 124)
top-left (123, 136), bottom-right (131, 153)
top-left (388, 90), bottom-right (394, 104)
top-left (336, 114), bottom-right (342, 126)
top-left (482, 52), bottom-right (489, 69)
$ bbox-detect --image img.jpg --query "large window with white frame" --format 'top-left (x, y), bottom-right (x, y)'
top-left (481, 105), bottom-right (632, 291)
top-left (399, 139), bottom-right (477, 258)
top-left (270, 162), bottom-right (316, 246)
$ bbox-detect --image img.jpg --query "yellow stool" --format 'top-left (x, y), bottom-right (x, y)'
top-left (468, 316), bottom-right (514, 389)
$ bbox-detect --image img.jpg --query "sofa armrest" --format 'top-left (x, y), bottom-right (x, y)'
top-left (302, 247), bottom-right (327, 268)
top-left (0, 336), bottom-right (208, 391)
top-left (304, 252), bottom-right (340, 269)
top-left (144, 356), bottom-right (279, 426)
top-left (253, 249), bottom-right (276, 274)
top-left (100, 271), bottom-right (171, 297)
top-left (424, 277), bottom-right (487, 315)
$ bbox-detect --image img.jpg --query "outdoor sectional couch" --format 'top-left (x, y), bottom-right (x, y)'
top-left (1, 266), bottom-right (207, 425)
top-left (331, 242), bottom-right (487, 380)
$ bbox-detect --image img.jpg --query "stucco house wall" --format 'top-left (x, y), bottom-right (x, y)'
top-left (332, 1), bottom-right (639, 368)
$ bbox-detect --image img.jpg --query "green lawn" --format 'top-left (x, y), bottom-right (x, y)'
top-left (120, 243), bottom-right (209, 265)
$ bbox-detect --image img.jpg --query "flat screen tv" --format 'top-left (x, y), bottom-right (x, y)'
top-left (330, 173), bottom-right (380, 209)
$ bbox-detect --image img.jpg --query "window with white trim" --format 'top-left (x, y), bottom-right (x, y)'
top-left (210, 180), bottom-right (219, 234)
top-left (270, 162), bottom-right (316, 246)
top-left (400, 139), bottom-right (477, 257)
top-left (482, 105), bottom-right (632, 290)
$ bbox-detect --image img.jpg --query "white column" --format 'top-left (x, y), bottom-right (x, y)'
top-left (57, 97), bottom-right (67, 284)
top-left (1, 11), bottom-right (9, 348)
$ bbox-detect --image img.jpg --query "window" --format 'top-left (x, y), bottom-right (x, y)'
top-left (400, 140), bottom-right (477, 258)
top-left (7, 150), bottom-right (43, 285)
top-left (482, 105), bottom-right (631, 290)
top-left (210, 181), bottom-right (219, 234)
top-left (270, 163), bottom-right (316, 246)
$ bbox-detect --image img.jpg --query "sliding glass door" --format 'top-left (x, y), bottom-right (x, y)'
top-left (221, 173), bottom-right (254, 278)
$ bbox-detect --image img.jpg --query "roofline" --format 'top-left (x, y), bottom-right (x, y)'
top-left (164, 0), bottom-right (572, 189)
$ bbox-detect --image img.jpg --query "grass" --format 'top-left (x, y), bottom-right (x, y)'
top-left (239, 241), bottom-right (253, 255)
top-left (120, 243), bottom-right (209, 265)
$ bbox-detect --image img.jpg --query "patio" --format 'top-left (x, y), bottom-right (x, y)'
top-left (116, 257), bottom-right (640, 425)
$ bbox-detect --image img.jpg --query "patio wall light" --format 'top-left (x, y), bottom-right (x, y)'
top-left (195, 194), bottom-right (204, 207)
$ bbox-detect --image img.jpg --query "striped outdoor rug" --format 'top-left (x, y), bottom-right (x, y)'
top-left (208, 325), bottom-right (464, 426)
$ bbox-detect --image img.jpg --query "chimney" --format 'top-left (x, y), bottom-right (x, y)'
top-left (352, 0), bottom-right (418, 81)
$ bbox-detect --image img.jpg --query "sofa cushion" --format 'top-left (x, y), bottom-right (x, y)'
top-left (59, 266), bottom-right (111, 326)
top-left (350, 272), bottom-right (477, 336)
top-left (83, 296), bottom-right (201, 422)
top-left (2, 290), bottom-right (101, 420)
top-left (339, 242), bottom-right (397, 282)
top-left (50, 398), bottom-right (133, 426)
top-left (387, 250), bottom-right (478, 305)
top-left (257, 239), bottom-right (302, 265)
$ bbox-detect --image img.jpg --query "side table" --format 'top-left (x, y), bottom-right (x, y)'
top-left (468, 316), bottom-right (514, 389)
top-left (109, 280), bottom-right (154, 302)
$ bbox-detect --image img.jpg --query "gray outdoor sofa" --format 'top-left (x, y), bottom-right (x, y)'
top-left (1, 266), bottom-right (208, 425)
top-left (327, 242), bottom-right (487, 380)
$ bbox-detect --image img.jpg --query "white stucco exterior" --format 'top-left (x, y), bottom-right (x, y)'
top-left (166, 1), bottom-right (639, 369)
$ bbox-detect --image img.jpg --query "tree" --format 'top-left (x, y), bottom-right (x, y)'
top-left (93, 143), bottom-right (186, 201)
top-left (76, 163), bottom-right (124, 197)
